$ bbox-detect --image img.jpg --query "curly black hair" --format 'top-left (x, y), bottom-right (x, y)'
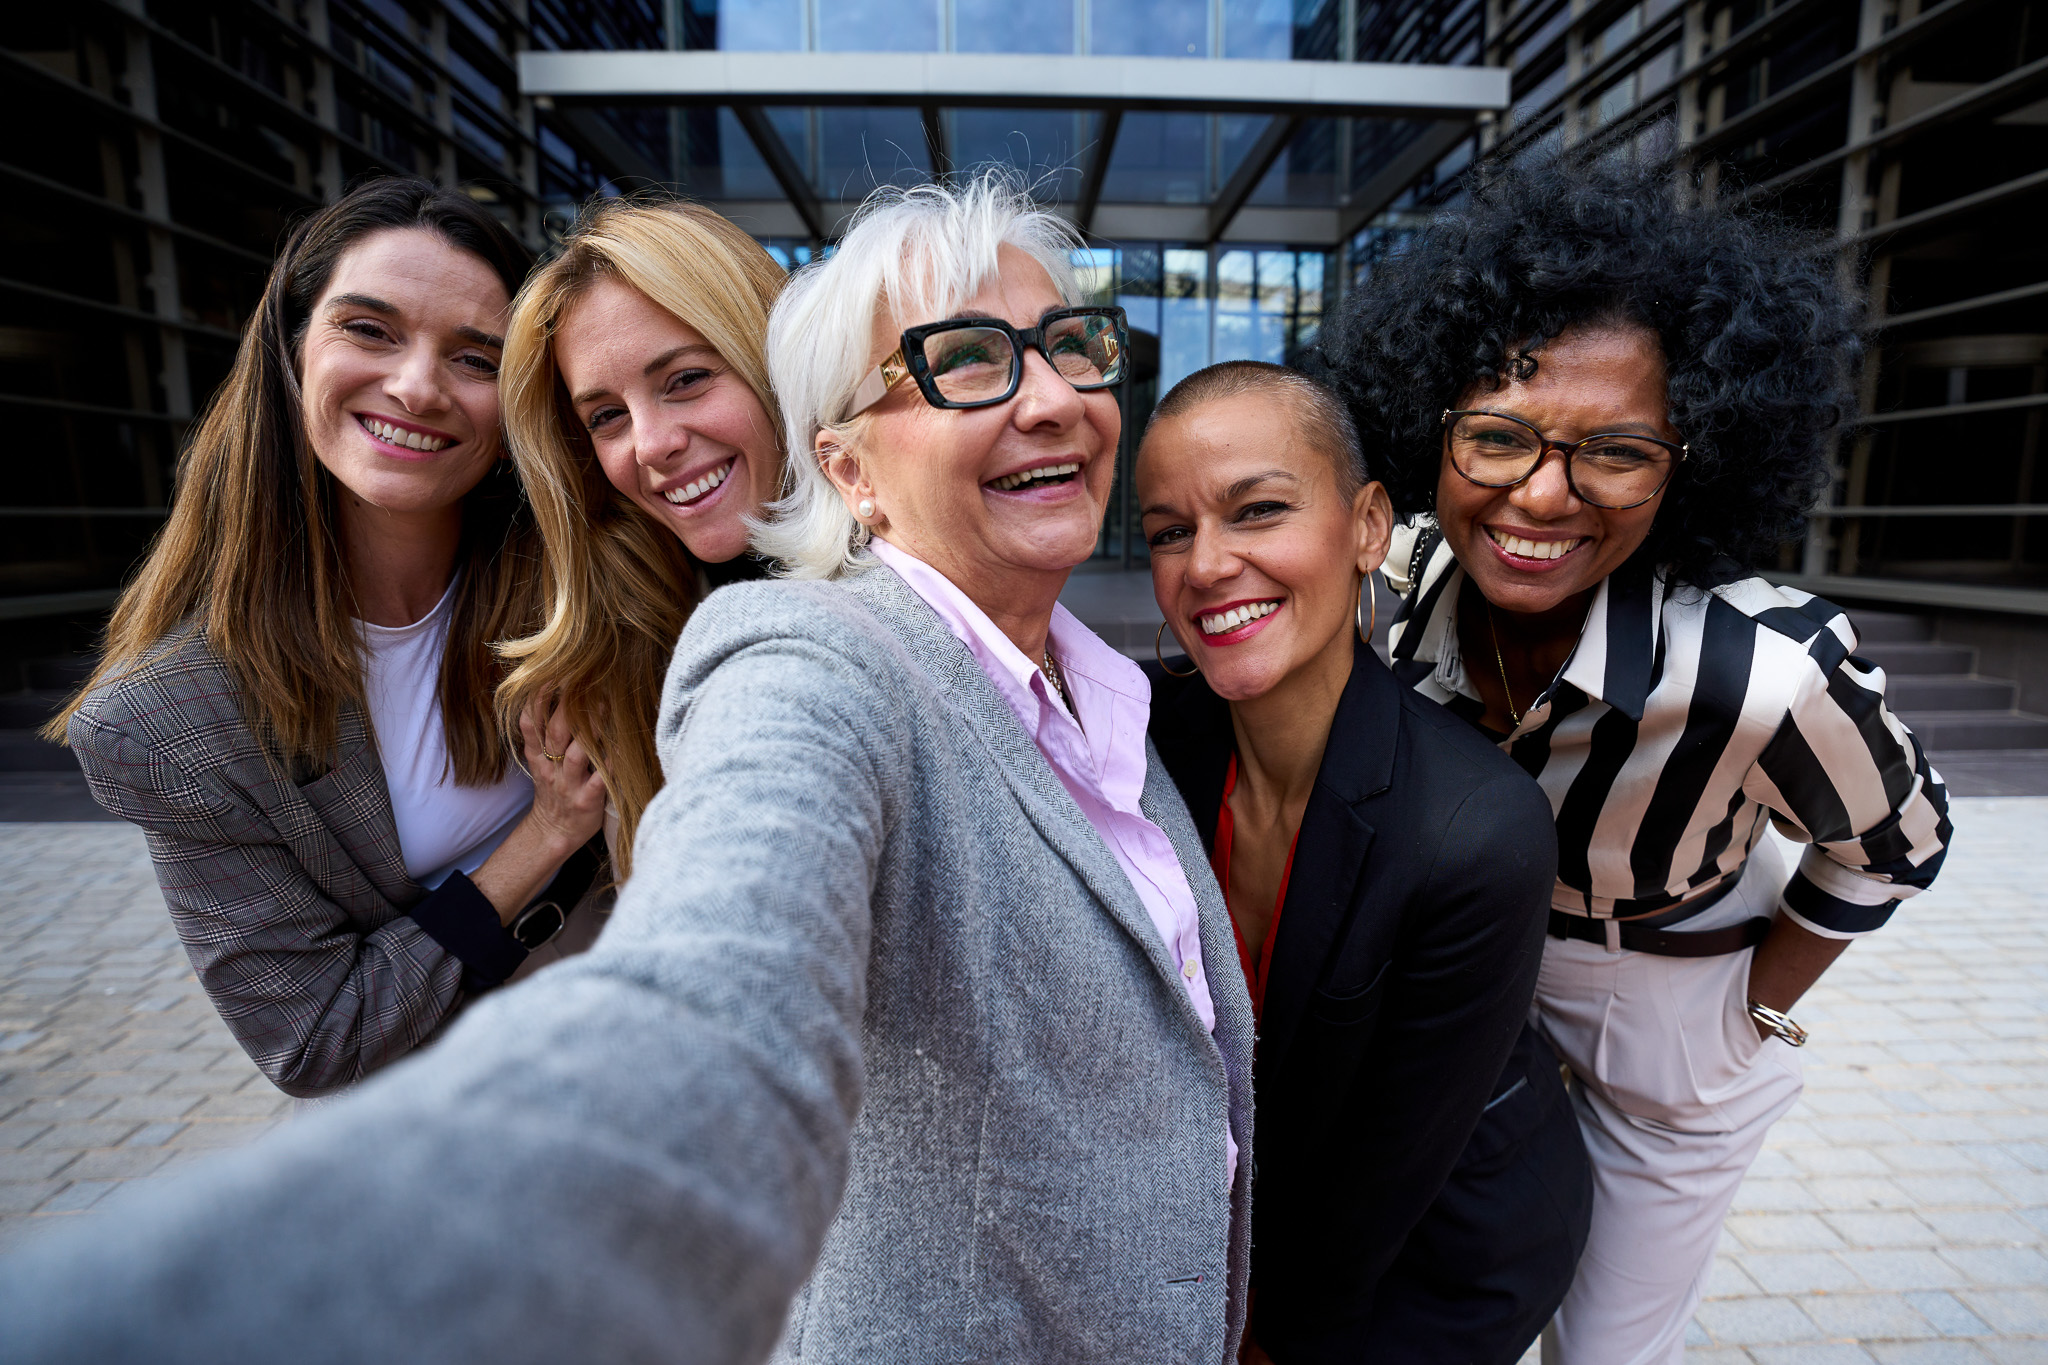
top-left (1311, 156), bottom-right (1861, 588)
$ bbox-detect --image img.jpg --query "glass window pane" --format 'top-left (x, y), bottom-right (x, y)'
top-left (1216, 249), bottom-right (1254, 314)
top-left (815, 108), bottom-right (931, 196)
top-left (955, 0), bottom-right (1074, 54)
top-left (1100, 113), bottom-right (1210, 204)
top-left (704, 0), bottom-right (801, 50)
top-left (1222, 0), bottom-right (1292, 59)
top-left (819, 0), bottom-right (939, 51)
top-left (1245, 118), bottom-right (1337, 207)
top-left (1092, 0), bottom-right (1209, 57)
top-left (947, 109), bottom-right (1093, 203)
top-left (1160, 247), bottom-right (1211, 392)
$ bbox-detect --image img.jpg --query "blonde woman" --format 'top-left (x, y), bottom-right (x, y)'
top-left (497, 197), bottom-right (787, 879)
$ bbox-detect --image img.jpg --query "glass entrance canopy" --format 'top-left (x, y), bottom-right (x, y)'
top-left (519, 50), bottom-right (1506, 249)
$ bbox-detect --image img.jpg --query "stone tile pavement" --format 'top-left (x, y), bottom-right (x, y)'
top-left (4, 804), bottom-right (2048, 1362)
top-left (0, 822), bottom-right (287, 1250)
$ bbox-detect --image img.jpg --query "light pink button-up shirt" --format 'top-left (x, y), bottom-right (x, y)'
top-left (869, 537), bottom-right (1236, 1183)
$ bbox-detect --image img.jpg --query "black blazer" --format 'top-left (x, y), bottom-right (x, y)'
top-left (1148, 641), bottom-right (1560, 1361)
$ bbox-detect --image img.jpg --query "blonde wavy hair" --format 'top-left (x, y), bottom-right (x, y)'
top-left (496, 197), bottom-right (786, 879)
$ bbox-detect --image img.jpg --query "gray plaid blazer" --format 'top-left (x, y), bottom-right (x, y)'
top-left (67, 622), bottom-right (598, 1098)
top-left (5, 564), bottom-right (1255, 1364)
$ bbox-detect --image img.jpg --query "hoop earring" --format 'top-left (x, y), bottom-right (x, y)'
top-left (1356, 575), bottom-right (1377, 647)
top-left (1155, 621), bottom-right (1198, 677)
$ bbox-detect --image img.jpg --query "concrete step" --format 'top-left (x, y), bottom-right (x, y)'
top-left (1893, 709), bottom-right (2048, 751)
top-left (1861, 641), bottom-right (1976, 676)
top-left (1887, 675), bottom-right (2019, 711)
top-left (1846, 609), bottom-right (1935, 644)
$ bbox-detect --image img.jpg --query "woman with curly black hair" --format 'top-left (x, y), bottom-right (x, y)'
top-left (1319, 157), bottom-right (1953, 1364)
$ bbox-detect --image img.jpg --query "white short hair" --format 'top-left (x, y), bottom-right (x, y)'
top-left (755, 172), bottom-right (1085, 580)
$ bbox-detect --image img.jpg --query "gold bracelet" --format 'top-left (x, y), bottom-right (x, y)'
top-left (1747, 998), bottom-right (1809, 1047)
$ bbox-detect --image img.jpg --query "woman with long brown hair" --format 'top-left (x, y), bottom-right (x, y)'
top-left (50, 178), bottom-right (607, 1098)
top-left (495, 197), bottom-right (787, 879)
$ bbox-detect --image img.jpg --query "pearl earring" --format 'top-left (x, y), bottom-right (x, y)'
top-left (856, 498), bottom-right (875, 520)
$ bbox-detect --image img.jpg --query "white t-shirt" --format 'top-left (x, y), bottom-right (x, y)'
top-left (358, 580), bottom-right (532, 890)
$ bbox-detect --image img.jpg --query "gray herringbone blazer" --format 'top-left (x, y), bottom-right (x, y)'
top-left (2, 563), bottom-right (1255, 1365)
top-left (66, 624), bottom-right (598, 1097)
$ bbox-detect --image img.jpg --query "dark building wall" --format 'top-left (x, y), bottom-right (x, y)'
top-left (0, 0), bottom-right (655, 628)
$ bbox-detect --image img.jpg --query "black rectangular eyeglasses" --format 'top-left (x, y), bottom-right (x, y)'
top-left (845, 306), bottom-right (1129, 418)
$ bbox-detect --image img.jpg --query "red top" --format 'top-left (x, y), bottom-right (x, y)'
top-left (1209, 752), bottom-right (1299, 1024)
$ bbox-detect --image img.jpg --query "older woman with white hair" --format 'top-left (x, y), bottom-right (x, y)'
top-left (0, 173), bottom-right (1255, 1365)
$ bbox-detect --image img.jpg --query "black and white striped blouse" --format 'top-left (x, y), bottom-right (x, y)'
top-left (1385, 527), bottom-right (1952, 938)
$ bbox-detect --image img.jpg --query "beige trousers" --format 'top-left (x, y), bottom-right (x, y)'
top-left (1537, 839), bottom-right (1805, 1365)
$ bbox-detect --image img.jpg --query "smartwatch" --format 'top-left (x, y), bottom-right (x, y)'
top-left (509, 900), bottom-right (568, 952)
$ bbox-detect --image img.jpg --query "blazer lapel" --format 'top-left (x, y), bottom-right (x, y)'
top-left (848, 568), bottom-right (1201, 1010)
top-left (1257, 642), bottom-right (1401, 1069)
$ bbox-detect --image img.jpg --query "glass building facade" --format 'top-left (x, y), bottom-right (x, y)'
top-left (3, 0), bottom-right (2044, 623)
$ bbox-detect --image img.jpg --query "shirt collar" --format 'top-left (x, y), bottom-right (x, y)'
top-left (867, 536), bottom-right (1153, 746)
top-left (1388, 527), bottom-right (1664, 722)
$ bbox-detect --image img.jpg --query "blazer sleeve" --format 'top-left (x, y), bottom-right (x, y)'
top-left (3, 587), bottom-right (900, 1365)
top-left (66, 702), bottom-right (471, 1099)
top-left (1264, 770), bottom-right (1557, 1360)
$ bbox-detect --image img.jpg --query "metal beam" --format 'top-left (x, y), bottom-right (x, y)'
top-left (550, 104), bottom-right (669, 189)
top-left (920, 104), bottom-right (947, 177)
top-left (1074, 108), bottom-right (1121, 235)
top-left (1208, 114), bottom-right (1300, 241)
top-left (730, 105), bottom-right (827, 242)
top-left (520, 51), bottom-right (1511, 119)
top-left (1337, 119), bottom-right (1469, 241)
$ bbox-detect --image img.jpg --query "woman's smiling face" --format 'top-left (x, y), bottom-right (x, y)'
top-left (1436, 323), bottom-right (1679, 619)
top-left (556, 276), bottom-right (782, 565)
top-left (1140, 387), bottom-right (1390, 703)
top-left (831, 245), bottom-right (1119, 604)
top-left (298, 227), bottom-right (511, 519)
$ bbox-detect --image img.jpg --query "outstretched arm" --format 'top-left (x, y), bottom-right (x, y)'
top-left (3, 592), bottom-right (901, 1365)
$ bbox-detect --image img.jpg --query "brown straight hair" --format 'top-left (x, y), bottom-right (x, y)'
top-left (48, 178), bottom-right (539, 785)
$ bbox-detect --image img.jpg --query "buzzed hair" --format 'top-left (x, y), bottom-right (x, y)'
top-left (1146, 360), bottom-right (1367, 497)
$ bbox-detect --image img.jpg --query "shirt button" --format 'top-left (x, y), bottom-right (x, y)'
top-left (1183, 960), bottom-right (1199, 980)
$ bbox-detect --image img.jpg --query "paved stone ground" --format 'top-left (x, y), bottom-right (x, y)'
top-left (0, 823), bottom-right (286, 1251)
top-left (5, 805), bottom-right (2047, 1363)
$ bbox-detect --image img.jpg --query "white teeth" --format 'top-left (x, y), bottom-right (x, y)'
top-left (990, 461), bottom-right (1081, 491)
top-left (1489, 530), bottom-right (1583, 561)
top-left (1197, 600), bottom-right (1281, 636)
top-left (362, 417), bottom-right (448, 452)
top-left (663, 459), bottom-right (734, 506)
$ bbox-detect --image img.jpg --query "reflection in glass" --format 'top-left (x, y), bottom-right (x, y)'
top-left (818, 0), bottom-right (940, 50)
top-left (1222, 0), bottom-right (1294, 59)
top-left (1160, 248), bottom-right (1210, 394)
top-left (955, 0), bottom-right (1074, 53)
top-left (702, 0), bottom-right (802, 50)
top-left (1092, 0), bottom-right (1208, 56)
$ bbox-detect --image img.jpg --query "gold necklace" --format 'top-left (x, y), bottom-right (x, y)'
top-left (1485, 603), bottom-right (1524, 729)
